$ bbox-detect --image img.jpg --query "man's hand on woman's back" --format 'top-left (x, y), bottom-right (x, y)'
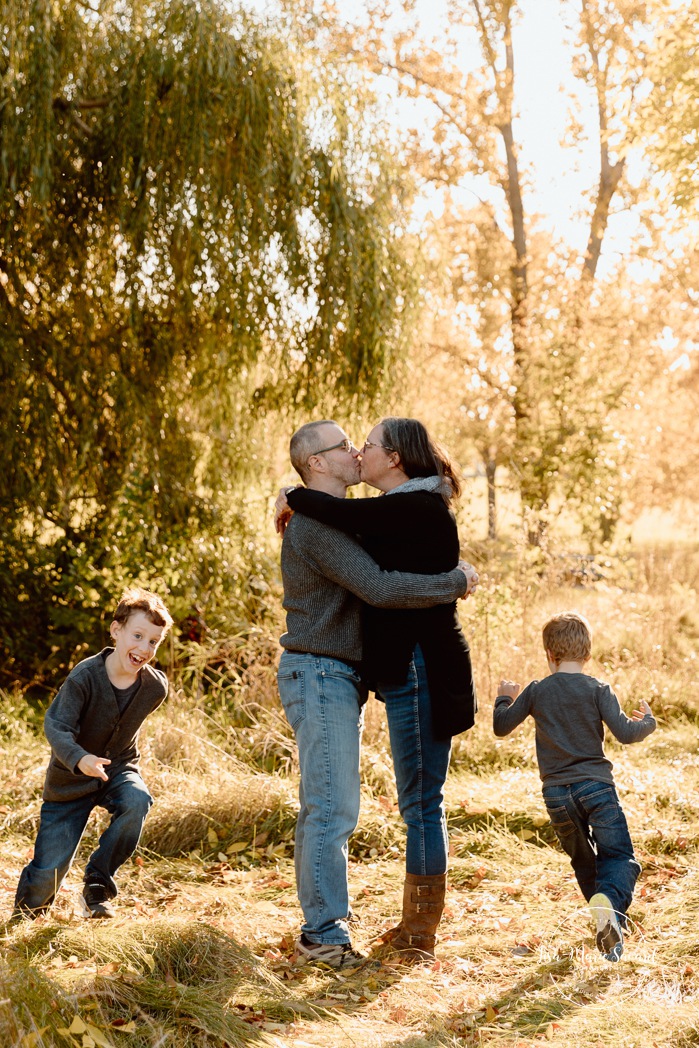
top-left (274, 487), bottom-right (299, 535)
top-left (457, 560), bottom-right (479, 598)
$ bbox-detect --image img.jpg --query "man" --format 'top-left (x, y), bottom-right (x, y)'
top-left (277, 420), bottom-right (475, 968)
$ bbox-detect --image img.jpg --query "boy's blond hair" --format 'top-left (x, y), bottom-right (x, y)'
top-left (542, 612), bottom-right (591, 664)
top-left (113, 587), bottom-right (173, 634)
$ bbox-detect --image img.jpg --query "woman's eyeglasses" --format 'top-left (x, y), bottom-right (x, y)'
top-left (362, 439), bottom-right (394, 452)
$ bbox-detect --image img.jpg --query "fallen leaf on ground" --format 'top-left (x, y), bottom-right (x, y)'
top-left (21, 1030), bottom-right (48, 1048)
top-left (97, 963), bottom-right (120, 975)
top-left (389, 1007), bottom-right (409, 1022)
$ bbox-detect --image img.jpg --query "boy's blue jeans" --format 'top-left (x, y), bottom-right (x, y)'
top-left (542, 778), bottom-right (641, 921)
top-left (15, 768), bottom-right (153, 915)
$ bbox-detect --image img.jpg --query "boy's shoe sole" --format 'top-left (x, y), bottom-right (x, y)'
top-left (296, 934), bottom-right (366, 969)
top-left (80, 897), bottom-right (116, 918)
top-left (80, 890), bottom-right (116, 919)
top-left (589, 893), bottom-right (624, 961)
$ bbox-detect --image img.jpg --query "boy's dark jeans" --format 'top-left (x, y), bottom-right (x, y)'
top-left (542, 778), bottom-right (640, 921)
top-left (15, 768), bottom-right (153, 916)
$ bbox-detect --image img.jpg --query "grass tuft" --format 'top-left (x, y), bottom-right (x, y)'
top-left (1, 542), bottom-right (698, 1046)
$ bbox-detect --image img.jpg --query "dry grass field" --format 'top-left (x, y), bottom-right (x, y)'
top-left (1, 544), bottom-right (698, 1048)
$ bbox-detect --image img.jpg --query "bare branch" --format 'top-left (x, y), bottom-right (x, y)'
top-left (580, 0), bottom-right (626, 282)
top-left (471, 0), bottom-right (499, 78)
top-left (70, 110), bottom-right (93, 137)
top-left (73, 97), bottom-right (111, 109)
top-left (351, 49), bottom-right (475, 139)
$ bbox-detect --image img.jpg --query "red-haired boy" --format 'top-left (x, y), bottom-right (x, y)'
top-left (14, 587), bottom-right (172, 919)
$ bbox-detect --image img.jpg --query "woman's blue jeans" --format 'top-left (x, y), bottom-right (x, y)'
top-left (378, 645), bottom-right (452, 876)
top-left (542, 779), bottom-right (641, 919)
top-left (15, 768), bottom-right (153, 915)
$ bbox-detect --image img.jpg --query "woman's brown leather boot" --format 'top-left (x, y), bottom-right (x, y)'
top-left (390, 872), bottom-right (447, 961)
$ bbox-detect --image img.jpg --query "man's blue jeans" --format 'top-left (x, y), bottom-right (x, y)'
top-left (277, 652), bottom-right (366, 945)
top-left (378, 645), bottom-right (452, 877)
top-left (15, 768), bottom-right (153, 915)
top-left (542, 779), bottom-right (641, 919)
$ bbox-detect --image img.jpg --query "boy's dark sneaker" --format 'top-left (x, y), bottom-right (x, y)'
top-left (589, 893), bottom-right (623, 961)
top-left (81, 883), bottom-right (116, 919)
top-left (296, 933), bottom-right (366, 969)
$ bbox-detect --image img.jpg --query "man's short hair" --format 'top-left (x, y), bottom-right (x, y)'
top-left (542, 612), bottom-right (592, 663)
top-left (113, 587), bottom-right (173, 633)
top-left (289, 420), bottom-right (337, 483)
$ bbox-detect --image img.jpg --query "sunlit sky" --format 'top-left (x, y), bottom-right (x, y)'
top-left (255, 0), bottom-right (649, 273)
top-left (360, 0), bottom-right (601, 243)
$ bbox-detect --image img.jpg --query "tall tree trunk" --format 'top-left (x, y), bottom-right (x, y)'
top-left (474, 1), bottom-right (544, 537)
top-left (580, 0), bottom-right (626, 285)
top-left (485, 456), bottom-right (497, 540)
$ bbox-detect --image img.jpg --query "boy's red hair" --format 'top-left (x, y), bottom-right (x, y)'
top-left (113, 587), bottom-right (173, 633)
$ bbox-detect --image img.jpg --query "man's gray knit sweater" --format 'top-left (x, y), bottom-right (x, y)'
top-left (493, 672), bottom-right (656, 786)
top-left (280, 514), bottom-right (468, 663)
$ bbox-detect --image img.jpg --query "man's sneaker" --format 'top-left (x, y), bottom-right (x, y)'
top-left (589, 893), bottom-right (623, 961)
top-left (296, 933), bottom-right (366, 969)
top-left (81, 883), bottom-right (116, 919)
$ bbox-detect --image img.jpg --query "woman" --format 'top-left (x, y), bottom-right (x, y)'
top-left (276, 417), bottom-right (477, 960)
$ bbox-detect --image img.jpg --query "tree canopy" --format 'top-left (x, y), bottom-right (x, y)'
top-left (282, 0), bottom-right (657, 540)
top-left (0, 0), bottom-right (411, 686)
top-left (641, 3), bottom-right (699, 209)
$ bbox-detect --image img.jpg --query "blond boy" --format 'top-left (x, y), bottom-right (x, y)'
top-left (493, 612), bottom-right (655, 961)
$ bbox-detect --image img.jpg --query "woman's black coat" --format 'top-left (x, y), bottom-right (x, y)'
top-left (286, 486), bottom-right (476, 739)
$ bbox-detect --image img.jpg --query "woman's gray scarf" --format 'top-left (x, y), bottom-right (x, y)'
top-left (385, 475), bottom-right (452, 498)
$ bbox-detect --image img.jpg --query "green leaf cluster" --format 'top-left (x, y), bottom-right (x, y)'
top-left (0, 0), bottom-right (410, 686)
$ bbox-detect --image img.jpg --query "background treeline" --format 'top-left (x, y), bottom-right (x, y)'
top-left (1, 0), bottom-right (698, 690)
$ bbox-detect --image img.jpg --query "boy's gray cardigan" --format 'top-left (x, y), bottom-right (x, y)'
top-left (42, 648), bottom-right (168, 802)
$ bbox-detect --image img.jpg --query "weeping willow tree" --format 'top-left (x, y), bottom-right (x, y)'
top-left (0, 0), bottom-right (411, 686)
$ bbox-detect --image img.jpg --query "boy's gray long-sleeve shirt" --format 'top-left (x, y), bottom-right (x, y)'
top-left (280, 514), bottom-right (468, 663)
top-left (493, 672), bottom-right (656, 786)
top-left (43, 650), bottom-right (168, 801)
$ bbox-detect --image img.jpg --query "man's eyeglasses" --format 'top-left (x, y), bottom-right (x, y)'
top-left (308, 438), bottom-right (356, 460)
top-left (362, 439), bottom-right (394, 452)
